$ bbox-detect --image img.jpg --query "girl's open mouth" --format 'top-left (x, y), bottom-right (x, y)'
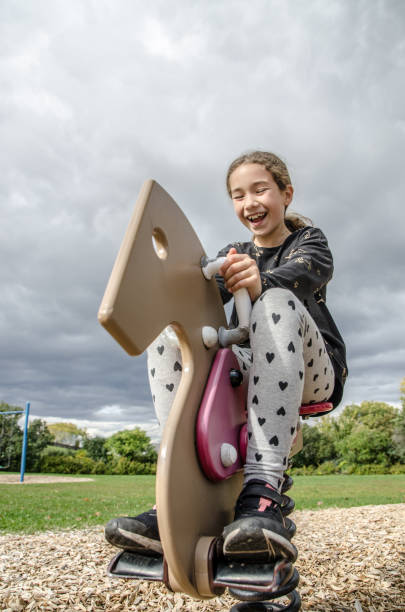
top-left (247, 212), bottom-right (267, 226)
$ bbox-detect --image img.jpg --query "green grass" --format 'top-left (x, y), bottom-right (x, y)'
top-left (1, 474), bottom-right (155, 533)
top-left (291, 474), bottom-right (405, 509)
top-left (1, 473), bottom-right (404, 534)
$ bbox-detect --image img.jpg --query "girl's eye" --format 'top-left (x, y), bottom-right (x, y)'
top-left (257, 188), bottom-right (267, 194)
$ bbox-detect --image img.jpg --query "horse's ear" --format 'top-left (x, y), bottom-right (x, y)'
top-left (98, 179), bottom-right (226, 355)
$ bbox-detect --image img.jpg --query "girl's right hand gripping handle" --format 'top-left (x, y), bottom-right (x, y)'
top-left (201, 256), bottom-right (252, 347)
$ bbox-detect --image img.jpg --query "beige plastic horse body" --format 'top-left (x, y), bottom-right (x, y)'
top-left (98, 180), bottom-right (242, 597)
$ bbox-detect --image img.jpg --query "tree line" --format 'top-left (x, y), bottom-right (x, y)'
top-left (291, 398), bottom-right (405, 474)
top-left (1, 379), bottom-right (404, 476)
top-left (0, 404), bottom-right (157, 475)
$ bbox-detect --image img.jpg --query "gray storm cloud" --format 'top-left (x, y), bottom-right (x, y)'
top-left (1, 0), bottom-right (404, 437)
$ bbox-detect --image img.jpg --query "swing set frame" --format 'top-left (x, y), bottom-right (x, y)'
top-left (0, 401), bottom-right (30, 482)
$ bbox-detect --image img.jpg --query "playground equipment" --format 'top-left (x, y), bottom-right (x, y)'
top-left (98, 181), bottom-right (333, 610)
top-left (0, 402), bottom-right (30, 482)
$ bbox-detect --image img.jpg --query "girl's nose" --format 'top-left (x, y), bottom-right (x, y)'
top-left (245, 194), bottom-right (259, 208)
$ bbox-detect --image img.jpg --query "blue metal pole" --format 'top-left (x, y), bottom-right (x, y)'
top-left (20, 402), bottom-right (30, 483)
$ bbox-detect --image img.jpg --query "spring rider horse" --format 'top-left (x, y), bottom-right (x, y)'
top-left (98, 180), bottom-right (333, 611)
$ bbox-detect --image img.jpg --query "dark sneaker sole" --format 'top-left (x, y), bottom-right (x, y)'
top-left (114, 526), bottom-right (163, 556)
top-left (105, 516), bottom-right (162, 556)
top-left (223, 519), bottom-right (297, 563)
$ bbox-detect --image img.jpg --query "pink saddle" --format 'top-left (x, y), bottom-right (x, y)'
top-left (196, 348), bottom-right (333, 482)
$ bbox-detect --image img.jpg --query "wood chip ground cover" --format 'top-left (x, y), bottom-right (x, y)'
top-left (1, 504), bottom-right (404, 611)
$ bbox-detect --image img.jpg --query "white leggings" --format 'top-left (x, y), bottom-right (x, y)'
top-left (147, 288), bottom-right (335, 492)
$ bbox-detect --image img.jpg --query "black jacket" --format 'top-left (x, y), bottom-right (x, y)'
top-left (215, 227), bottom-right (347, 408)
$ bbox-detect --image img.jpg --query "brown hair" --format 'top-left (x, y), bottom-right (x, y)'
top-left (226, 150), bottom-right (313, 230)
top-left (226, 151), bottom-right (291, 196)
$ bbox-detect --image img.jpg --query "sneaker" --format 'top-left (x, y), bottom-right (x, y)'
top-left (281, 473), bottom-right (293, 494)
top-left (104, 508), bottom-right (162, 557)
top-left (280, 493), bottom-right (295, 517)
top-left (222, 480), bottom-right (297, 563)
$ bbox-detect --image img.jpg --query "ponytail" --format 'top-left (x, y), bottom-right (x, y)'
top-left (285, 210), bottom-right (313, 232)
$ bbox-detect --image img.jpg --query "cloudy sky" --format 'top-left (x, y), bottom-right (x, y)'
top-left (1, 0), bottom-right (404, 441)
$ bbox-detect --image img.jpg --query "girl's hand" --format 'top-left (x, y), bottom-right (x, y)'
top-left (219, 248), bottom-right (262, 302)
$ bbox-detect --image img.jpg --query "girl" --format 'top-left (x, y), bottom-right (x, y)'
top-left (105, 151), bottom-right (347, 562)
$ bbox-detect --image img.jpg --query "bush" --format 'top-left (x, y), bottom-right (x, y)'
top-left (83, 436), bottom-right (109, 463)
top-left (292, 401), bottom-right (403, 469)
top-left (291, 424), bottom-right (322, 468)
top-left (347, 463), bottom-right (389, 475)
top-left (110, 457), bottom-right (134, 475)
top-left (41, 445), bottom-right (75, 457)
top-left (289, 460), bottom-right (405, 476)
top-left (335, 426), bottom-right (393, 465)
top-left (25, 419), bottom-right (55, 471)
top-left (314, 460), bottom-right (338, 475)
top-left (337, 460), bottom-right (355, 474)
top-left (338, 461), bottom-right (397, 475)
top-left (389, 463), bottom-right (405, 474)
top-left (92, 460), bottom-right (107, 474)
top-left (106, 428), bottom-right (157, 464)
top-left (40, 454), bottom-right (97, 474)
top-left (289, 465), bottom-right (316, 476)
top-left (109, 457), bottom-right (157, 475)
top-left (39, 451), bottom-right (157, 475)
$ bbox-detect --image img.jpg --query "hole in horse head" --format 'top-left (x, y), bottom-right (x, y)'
top-left (152, 228), bottom-right (168, 260)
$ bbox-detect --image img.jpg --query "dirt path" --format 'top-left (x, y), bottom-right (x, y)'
top-left (0, 474), bottom-right (94, 484)
top-left (1, 504), bottom-right (404, 611)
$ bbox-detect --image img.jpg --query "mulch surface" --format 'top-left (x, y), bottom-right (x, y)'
top-left (1, 504), bottom-right (404, 611)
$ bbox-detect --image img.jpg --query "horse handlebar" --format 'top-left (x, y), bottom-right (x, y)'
top-left (201, 256), bottom-right (252, 347)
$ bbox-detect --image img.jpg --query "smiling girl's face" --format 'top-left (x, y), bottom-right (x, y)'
top-left (229, 163), bottom-right (294, 248)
